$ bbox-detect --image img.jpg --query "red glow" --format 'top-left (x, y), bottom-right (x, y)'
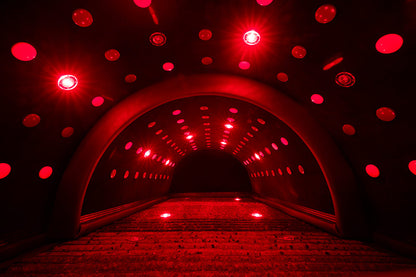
top-left (11, 42), bottom-right (37, 61)
top-left (251, 212), bottom-right (263, 218)
top-left (225, 123), bottom-right (233, 129)
top-left (366, 164), bottom-right (380, 178)
top-left (221, 141), bottom-right (227, 145)
top-left (264, 147), bottom-right (271, 155)
top-left (315, 4), bottom-right (336, 24)
top-left (257, 118), bottom-right (266, 125)
top-left (409, 160), bottom-right (416, 175)
top-left (229, 108), bottom-right (238, 114)
top-left (61, 127), bottom-right (74, 138)
top-left (124, 170), bottom-right (129, 179)
top-left (243, 30), bottom-right (260, 46)
top-left (311, 94), bottom-right (324, 104)
top-left (227, 118), bottom-right (235, 122)
top-left (39, 166), bottom-right (53, 179)
top-left (177, 119), bottom-right (185, 124)
top-left (280, 137), bottom-right (288, 145)
top-left (134, 0), bottom-right (152, 8)
top-left (298, 165), bottom-right (305, 174)
top-left (23, 114), bottom-right (40, 127)
top-left (234, 198), bottom-right (241, 201)
top-left (342, 124), bottom-right (356, 136)
top-left (92, 96), bottom-right (104, 107)
top-left (125, 142), bottom-right (133, 150)
top-left (201, 57), bottom-right (213, 65)
top-left (271, 143), bottom-right (278, 150)
top-left (286, 167), bottom-right (292, 175)
top-left (155, 129), bottom-right (163, 135)
top-left (199, 29), bottom-right (212, 40)
top-left (323, 57), bottom-right (344, 71)
top-left (200, 106), bottom-right (209, 111)
top-left (376, 34), bottom-right (403, 54)
top-left (0, 163), bottom-right (11, 179)
top-left (376, 107), bottom-right (396, 121)
top-left (254, 153), bottom-right (261, 160)
top-left (186, 135), bottom-right (193, 140)
top-left (251, 126), bottom-right (259, 132)
top-left (335, 72), bottom-right (356, 87)
top-left (148, 6), bottom-right (159, 25)
top-left (292, 46), bottom-right (307, 59)
top-left (247, 132), bottom-right (254, 138)
top-left (238, 61), bottom-right (250, 70)
top-left (110, 169), bottom-right (116, 179)
top-left (149, 32), bottom-right (166, 46)
top-left (278, 169), bottom-right (283, 175)
top-left (105, 49), bottom-right (120, 61)
top-left (172, 110), bottom-right (181, 115)
top-left (256, 0), bottom-right (273, 6)
top-left (148, 122), bottom-right (156, 128)
top-left (125, 74), bottom-right (137, 83)
top-left (160, 213), bottom-right (171, 218)
top-left (136, 147), bottom-right (143, 154)
top-left (181, 125), bottom-right (189, 130)
top-left (163, 62), bottom-right (174, 71)
top-left (152, 154), bottom-right (157, 160)
top-left (276, 72), bottom-right (288, 82)
top-left (165, 160), bottom-right (170, 166)
top-left (134, 172), bottom-right (139, 179)
top-left (58, 75), bottom-right (78, 90)
top-left (72, 9), bottom-right (93, 27)
top-left (144, 150), bottom-right (151, 157)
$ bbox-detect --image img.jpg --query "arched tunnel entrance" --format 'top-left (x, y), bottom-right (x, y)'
top-left (50, 75), bottom-right (366, 240)
top-left (170, 150), bottom-right (252, 193)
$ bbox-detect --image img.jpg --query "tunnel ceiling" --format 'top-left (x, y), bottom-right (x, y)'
top-left (0, 0), bottom-right (415, 245)
top-left (83, 96), bottom-right (333, 215)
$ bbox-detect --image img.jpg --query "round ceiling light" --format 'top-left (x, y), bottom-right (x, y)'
top-left (58, 75), bottom-right (78, 90)
top-left (243, 30), bottom-right (261, 46)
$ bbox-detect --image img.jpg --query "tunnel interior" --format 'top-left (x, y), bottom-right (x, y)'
top-left (1, 0), bottom-right (416, 269)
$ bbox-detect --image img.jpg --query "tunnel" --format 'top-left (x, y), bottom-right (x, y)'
top-left (1, 0), bottom-right (416, 275)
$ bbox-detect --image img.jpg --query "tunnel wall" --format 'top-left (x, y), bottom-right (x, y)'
top-left (49, 74), bottom-right (366, 239)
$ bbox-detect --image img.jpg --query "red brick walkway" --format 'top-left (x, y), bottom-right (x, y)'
top-left (2, 197), bottom-right (416, 276)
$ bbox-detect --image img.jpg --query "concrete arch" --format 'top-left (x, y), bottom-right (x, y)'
top-left (49, 74), bottom-right (368, 239)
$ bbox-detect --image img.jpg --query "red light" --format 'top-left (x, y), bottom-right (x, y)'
top-left (256, 0), bottom-right (273, 6)
top-left (0, 163), bottom-right (11, 179)
top-left (311, 94), bottom-right (324, 104)
top-left (271, 143), bottom-right (278, 150)
top-left (148, 121), bottom-right (156, 128)
top-left (264, 147), bottom-right (271, 155)
top-left (136, 147), bottom-right (143, 154)
top-left (125, 142), bottom-right (133, 150)
top-left (257, 118), bottom-right (266, 125)
top-left (376, 34), bottom-right (403, 54)
top-left (238, 61), bottom-right (250, 70)
top-left (278, 169), bottom-right (283, 175)
top-left (22, 113), bottom-right (41, 127)
top-left (342, 124), bottom-right (356, 136)
top-left (234, 198), bottom-right (241, 201)
top-left (61, 127), bottom-right (74, 138)
top-left (72, 9), bottom-right (93, 27)
top-left (199, 29), bottom-right (212, 40)
top-left (298, 165), bottom-right (305, 174)
top-left (186, 135), bottom-right (193, 140)
top-left (172, 110), bottom-right (181, 115)
top-left (144, 150), bottom-right (151, 157)
top-left (243, 30), bottom-right (260, 46)
top-left (201, 57), bottom-right (213, 65)
top-left (376, 107), bottom-right (396, 121)
top-left (125, 74), bottom-right (137, 83)
top-left (323, 57), bottom-right (344, 71)
top-left (124, 170), bottom-right (129, 179)
top-left (286, 167), bottom-right (292, 175)
top-left (251, 212), bottom-right (263, 218)
top-left (221, 141), bottom-right (227, 145)
top-left (149, 32), bottom-right (166, 46)
top-left (165, 160), bottom-right (170, 166)
top-left (276, 72), bottom-right (289, 82)
top-left (181, 125), bottom-right (189, 130)
top-left (177, 119), bottom-right (185, 124)
top-left (225, 123), bottom-right (233, 129)
top-left (134, 172), bottom-right (139, 179)
top-left (39, 166), bottom-right (53, 179)
top-left (409, 160), bottom-right (416, 175)
top-left (254, 153), bottom-right (261, 160)
top-left (134, 0), bottom-right (152, 8)
top-left (58, 75), bottom-right (78, 90)
top-left (11, 42), bottom-right (37, 61)
top-left (105, 49), bottom-right (120, 61)
top-left (92, 96), bottom-right (104, 107)
top-left (229, 108), bottom-right (238, 114)
top-left (160, 213), bottom-right (171, 218)
top-left (335, 72), bottom-right (356, 87)
top-left (155, 129), bottom-right (163, 135)
top-left (315, 4), bottom-right (336, 24)
top-left (365, 164), bottom-right (380, 178)
top-left (280, 137), bottom-right (288, 145)
top-left (163, 62), bottom-right (174, 71)
top-left (110, 169), bottom-right (117, 179)
top-left (292, 46), bottom-right (307, 59)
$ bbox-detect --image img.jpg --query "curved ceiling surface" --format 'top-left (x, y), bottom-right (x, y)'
top-left (0, 0), bottom-right (415, 250)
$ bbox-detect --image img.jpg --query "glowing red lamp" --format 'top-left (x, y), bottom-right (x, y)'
top-left (160, 213), bottom-right (171, 218)
top-left (243, 30), bottom-right (260, 45)
top-left (225, 123), bottom-right (233, 129)
top-left (251, 212), bottom-right (263, 218)
top-left (58, 75), bottom-right (78, 90)
top-left (144, 150), bottom-right (151, 157)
